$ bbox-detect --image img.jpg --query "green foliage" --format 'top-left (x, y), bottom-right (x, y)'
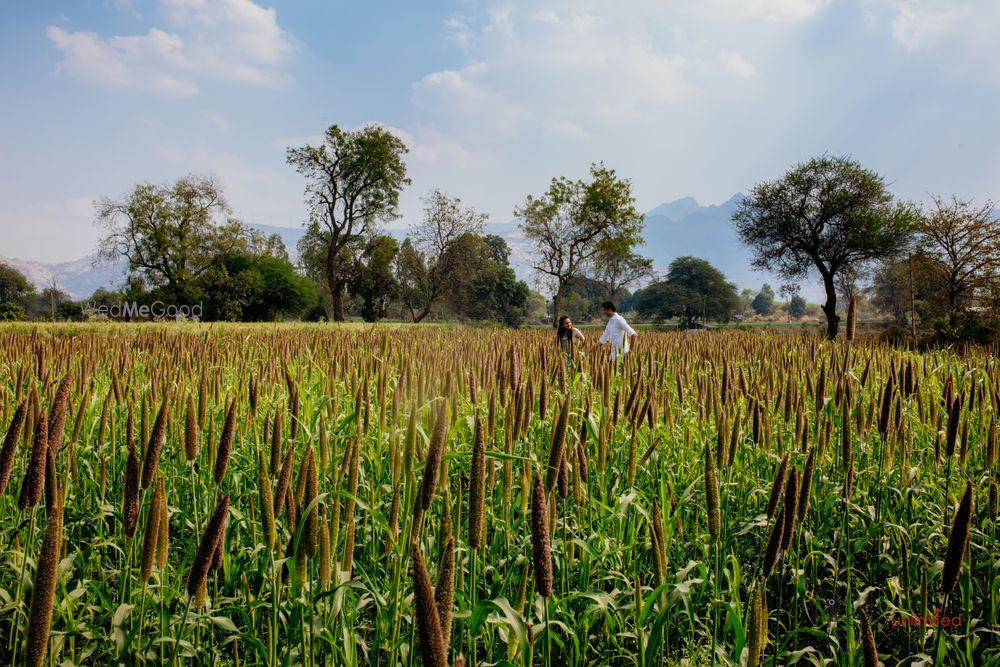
top-left (446, 235), bottom-right (530, 327)
top-left (286, 124), bottom-right (410, 320)
top-left (0, 300), bottom-right (26, 321)
top-left (751, 283), bottom-right (775, 316)
top-left (0, 263), bottom-right (34, 305)
top-left (398, 190), bottom-right (489, 323)
top-left (95, 175), bottom-right (248, 301)
top-left (561, 274), bottom-right (626, 322)
top-left (915, 194), bottom-right (1000, 324)
top-left (195, 251), bottom-right (319, 322)
top-left (788, 295), bottom-right (807, 318)
top-left (397, 231), bottom-right (531, 326)
top-left (732, 155), bottom-right (917, 338)
top-left (517, 163), bottom-right (644, 322)
top-left (86, 287), bottom-right (126, 309)
top-left (348, 235), bottom-right (400, 322)
top-left (635, 256), bottom-right (740, 327)
top-left (589, 237), bottom-right (654, 296)
top-left (56, 301), bottom-right (86, 321)
top-left (924, 310), bottom-right (1000, 347)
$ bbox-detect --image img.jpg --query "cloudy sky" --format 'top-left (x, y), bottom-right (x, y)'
top-left (1, 0), bottom-right (998, 263)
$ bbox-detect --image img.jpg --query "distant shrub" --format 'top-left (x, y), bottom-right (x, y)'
top-left (922, 312), bottom-right (1000, 348)
top-left (877, 324), bottom-right (911, 347)
top-left (0, 301), bottom-right (26, 321)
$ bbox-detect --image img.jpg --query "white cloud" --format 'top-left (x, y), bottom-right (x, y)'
top-left (202, 111), bottom-right (230, 129)
top-left (446, 16), bottom-right (474, 47)
top-left (719, 51), bottom-right (756, 78)
top-left (681, 0), bottom-right (830, 23)
top-left (880, 1), bottom-right (1000, 77)
top-left (47, 0), bottom-right (292, 95)
top-left (889, 2), bottom-right (969, 49)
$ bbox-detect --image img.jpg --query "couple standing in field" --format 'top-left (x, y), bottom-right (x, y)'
top-left (556, 300), bottom-right (637, 361)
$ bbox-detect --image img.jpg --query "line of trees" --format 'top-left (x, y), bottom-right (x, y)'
top-left (733, 155), bottom-right (1000, 343)
top-left (5, 136), bottom-right (998, 340)
top-left (60, 124), bottom-right (534, 324)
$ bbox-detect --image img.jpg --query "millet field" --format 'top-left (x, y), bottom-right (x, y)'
top-left (0, 323), bottom-right (997, 666)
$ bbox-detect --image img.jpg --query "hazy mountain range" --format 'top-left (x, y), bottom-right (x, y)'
top-left (2, 195), bottom-right (812, 301)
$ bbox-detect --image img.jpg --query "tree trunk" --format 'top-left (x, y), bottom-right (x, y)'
top-left (330, 282), bottom-right (346, 321)
top-left (820, 270), bottom-right (840, 340)
top-left (413, 305), bottom-right (431, 323)
top-left (552, 284), bottom-right (564, 327)
top-left (326, 238), bottom-right (346, 322)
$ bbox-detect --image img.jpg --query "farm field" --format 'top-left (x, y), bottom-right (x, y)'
top-left (0, 324), bottom-right (997, 666)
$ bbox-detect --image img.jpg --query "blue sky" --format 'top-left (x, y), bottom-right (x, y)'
top-left (1, 0), bottom-right (998, 264)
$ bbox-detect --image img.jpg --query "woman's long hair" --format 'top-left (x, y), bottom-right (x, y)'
top-left (556, 315), bottom-right (574, 349)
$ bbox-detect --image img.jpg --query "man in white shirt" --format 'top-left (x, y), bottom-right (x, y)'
top-left (598, 301), bottom-right (636, 360)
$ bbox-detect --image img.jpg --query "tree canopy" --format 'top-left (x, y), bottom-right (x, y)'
top-left (398, 190), bottom-right (488, 322)
top-left (0, 263), bottom-right (35, 306)
top-left (917, 194), bottom-right (1000, 323)
top-left (635, 256), bottom-right (739, 327)
top-left (287, 124), bottom-right (410, 321)
top-left (517, 163), bottom-right (643, 325)
top-left (732, 155), bottom-right (917, 339)
top-left (95, 175), bottom-right (247, 302)
top-left (349, 234), bottom-right (400, 322)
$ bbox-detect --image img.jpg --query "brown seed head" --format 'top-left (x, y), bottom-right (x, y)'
top-left (545, 395), bottom-right (570, 492)
top-left (18, 414), bottom-right (48, 510)
top-left (25, 500), bottom-right (63, 667)
top-left (214, 397), bottom-right (237, 485)
top-left (762, 507), bottom-right (784, 578)
top-left (141, 394), bottom-right (170, 490)
top-left (845, 297), bottom-right (857, 342)
top-left (945, 394), bottom-right (962, 459)
top-left (184, 391), bottom-right (198, 462)
top-left (0, 400), bottom-right (27, 495)
top-left (140, 476), bottom-right (164, 582)
top-left (411, 541), bottom-right (448, 667)
top-left (764, 453), bottom-right (789, 520)
top-left (705, 439), bottom-right (721, 543)
top-left (273, 444), bottom-right (294, 517)
top-left (468, 413), bottom-right (486, 550)
top-left (418, 402), bottom-right (448, 512)
top-left (859, 608), bottom-right (878, 667)
top-left (186, 493), bottom-right (230, 597)
top-left (435, 535), bottom-right (456, 650)
top-left (530, 473), bottom-right (553, 597)
top-left (123, 430), bottom-right (140, 537)
top-left (941, 481), bottom-right (973, 595)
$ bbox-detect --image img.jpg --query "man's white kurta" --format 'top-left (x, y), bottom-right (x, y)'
top-left (598, 312), bottom-right (636, 360)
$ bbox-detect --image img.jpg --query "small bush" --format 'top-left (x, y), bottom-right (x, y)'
top-left (0, 301), bottom-right (26, 321)
top-left (922, 312), bottom-right (1000, 347)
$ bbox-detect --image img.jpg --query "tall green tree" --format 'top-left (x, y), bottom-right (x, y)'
top-left (517, 163), bottom-right (643, 325)
top-left (349, 235), bottom-right (400, 322)
top-left (286, 125), bottom-right (410, 321)
top-left (635, 256), bottom-right (739, 327)
top-left (732, 156), bottom-right (917, 339)
top-left (751, 283), bottom-right (775, 316)
top-left (0, 263), bottom-right (35, 306)
top-left (444, 234), bottom-right (530, 326)
top-left (95, 175), bottom-right (247, 303)
top-left (398, 190), bottom-right (487, 322)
